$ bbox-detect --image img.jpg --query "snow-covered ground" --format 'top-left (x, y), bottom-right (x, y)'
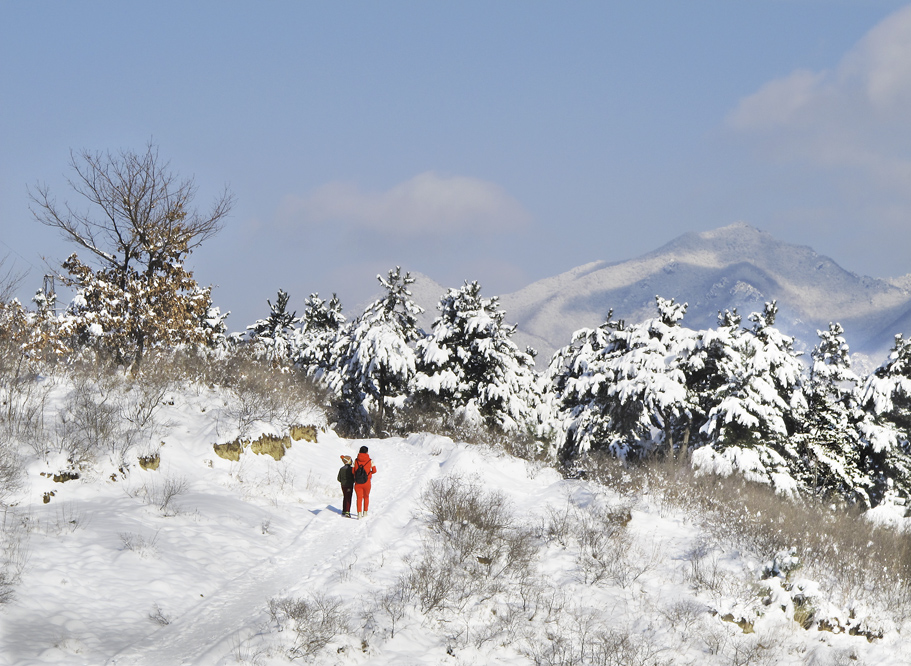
top-left (3, 380), bottom-right (911, 665)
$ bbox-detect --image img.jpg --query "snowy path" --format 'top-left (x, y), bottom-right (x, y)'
top-left (5, 431), bottom-right (567, 666)
top-left (104, 437), bottom-right (443, 666)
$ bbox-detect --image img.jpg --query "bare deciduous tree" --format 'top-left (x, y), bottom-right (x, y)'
top-left (29, 142), bottom-right (233, 286)
top-left (28, 143), bottom-right (234, 369)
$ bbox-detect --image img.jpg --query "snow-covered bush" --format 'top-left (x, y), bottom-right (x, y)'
top-left (46, 361), bottom-right (181, 469)
top-left (405, 473), bottom-right (541, 619)
top-left (113, 357), bottom-right (176, 444)
top-left (141, 475), bottom-right (190, 516)
top-left (53, 373), bottom-right (131, 467)
top-left (0, 357), bottom-right (52, 467)
top-left (0, 511), bottom-right (28, 606)
top-left (366, 581), bottom-right (411, 639)
top-left (540, 493), bottom-right (646, 588)
top-left (519, 606), bottom-right (669, 666)
top-left (0, 436), bottom-right (22, 506)
top-left (217, 350), bottom-right (327, 438)
top-left (418, 473), bottom-right (537, 580)
top-left (420, 473), bottom-right (511, 538)
top-left (644, 456), bottom-right (911, 618)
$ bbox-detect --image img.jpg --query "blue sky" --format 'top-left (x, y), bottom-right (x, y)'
top-left (2, 1), bottom-right (911, 329)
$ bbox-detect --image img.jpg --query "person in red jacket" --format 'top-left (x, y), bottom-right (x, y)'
top-left (353, 445), bottom-right (377, 519)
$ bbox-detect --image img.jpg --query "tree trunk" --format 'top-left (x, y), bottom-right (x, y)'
top-left (679, 426), bottom-right (691, 463)
top-left (132, 329), bottom-right (145, 374)
top-left (377, 369), bottom-right (387, 436)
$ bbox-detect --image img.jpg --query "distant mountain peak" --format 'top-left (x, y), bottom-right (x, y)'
top-left (655, 222), bottom-right (787, 256)
top-left (489, 223), bottom-right (911, 363)
top-left (705, 220), bottom-right (757, 235)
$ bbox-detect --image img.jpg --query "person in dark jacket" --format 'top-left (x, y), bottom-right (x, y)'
top-left (337, 455), bottom-right (354, 518)
top-left (353, 445), bottom-right (377, 519)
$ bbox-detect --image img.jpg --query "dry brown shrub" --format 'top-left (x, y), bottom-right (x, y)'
top-left (217, 352), bottom-right (326, 436)
top-left (392, 402), bottom-right (546, 461)
top-left (626, 452), bottom-right (911, 617)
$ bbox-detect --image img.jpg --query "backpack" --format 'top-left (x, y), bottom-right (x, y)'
top-left (354, 461), bottom-right (369, 485)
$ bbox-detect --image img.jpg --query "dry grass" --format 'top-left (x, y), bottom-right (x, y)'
top-left (0, 508), bottom-right (29, 605)
top-left (579, 449), bottom-right (911, 619)
top-left (216, 352), bottom-right (327, 437)
top-left (392, 402), bottom-right (547, 461)
top-left (268, 593), bottom-right (349, 659)
top-left (401, 473), bottom-right (542, 619)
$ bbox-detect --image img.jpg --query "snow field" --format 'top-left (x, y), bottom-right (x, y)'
top-left (3, 387), bottom-right (911, 664)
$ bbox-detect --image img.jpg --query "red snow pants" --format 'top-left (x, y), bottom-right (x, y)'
top-left (355, 481), bottom-right (371, 513)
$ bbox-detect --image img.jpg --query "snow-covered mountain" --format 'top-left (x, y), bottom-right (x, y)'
top-left (414, 223), bottom-right (911, 364)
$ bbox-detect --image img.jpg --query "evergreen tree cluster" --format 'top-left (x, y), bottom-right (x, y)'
top-left (239, 275), bottom-right (911, 509)
top-left (243, 270), bottom-right (544, 444)
top-left (547, 297), bottom-right (911, 508)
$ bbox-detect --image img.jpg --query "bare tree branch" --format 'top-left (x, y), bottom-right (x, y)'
top-left (0, 254), bottom-right (27, 304)
top-left (28, 141), bottom-right (234, 277)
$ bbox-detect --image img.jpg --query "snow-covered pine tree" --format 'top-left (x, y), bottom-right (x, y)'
top-left (199, 305), bottom-right (230, 351)
top-left (328, 268), bottom-right (423, 435)
top-left (615, 297), bottom-right (699, 458)
top-left (247, 289), bottom-right (298, 365)
top-left (412, 280), bottom-right (541, 438)
top-left (545, 310), bottom-right (623, 461)
top-left (694, 301), bottom-right (807, 493)
top-left (791, 323), bottom-right (870, 504)
top-left (293, 293), bottom-right (346, 378)
top-left (549, 297), bottom-right (698, 462)
top-left (856, 333), bottom-right (911, 503)
top-left (682, 308), bottom-right (744, 454)
top-left (301, 293), bottom-right (345, 334)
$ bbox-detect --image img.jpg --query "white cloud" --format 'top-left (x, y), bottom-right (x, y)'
top-left (727, 5), bottom-right (911, 189)
top-left (846, 5), bottom-right (911, 113)
top-left (279, 171), bottom-right (531, 236)
top-left (727, 69), bottom-right (827, 131)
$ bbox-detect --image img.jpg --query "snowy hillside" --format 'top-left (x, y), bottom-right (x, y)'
top-left (4, 376), bottom-right (911, 665)
top-left (406, 223), bottom-right (911, 364)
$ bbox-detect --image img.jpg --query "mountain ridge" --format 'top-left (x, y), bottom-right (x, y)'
top-left (410, 223), bottom-right (911, 364)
